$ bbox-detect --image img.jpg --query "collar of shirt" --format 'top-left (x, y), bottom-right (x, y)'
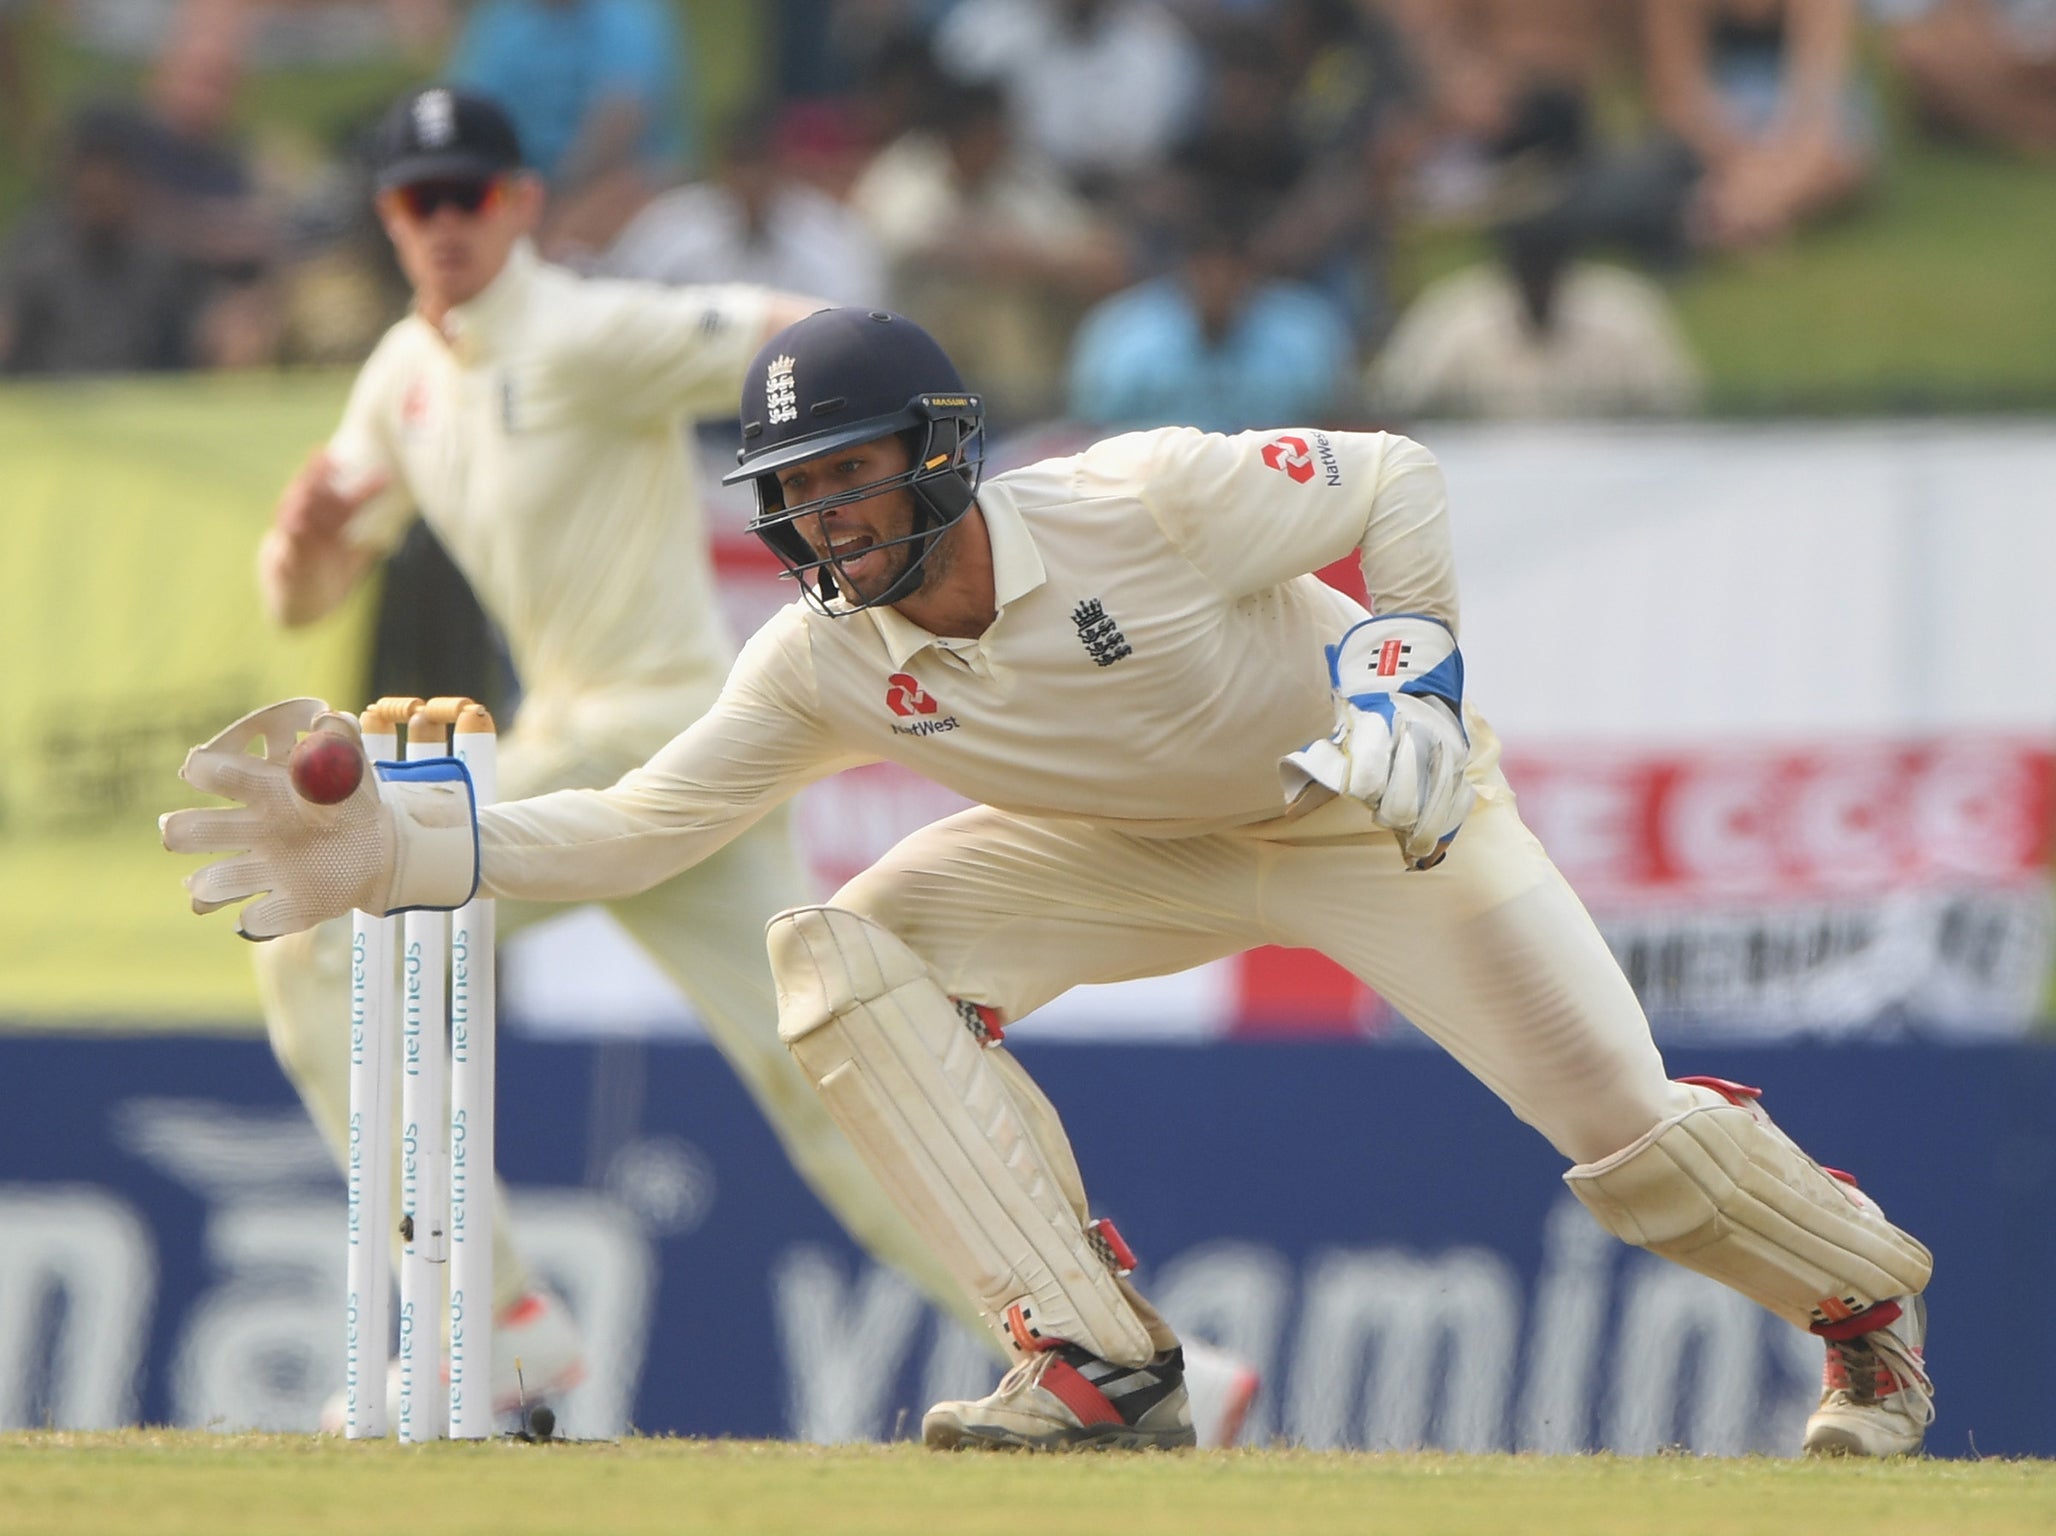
top-left (435, 237), bottom-right (539, 364)
top-left (865, 480), bottom-right (1047, 670)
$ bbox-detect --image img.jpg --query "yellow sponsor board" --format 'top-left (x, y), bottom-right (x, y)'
top-left (0, 373), bottom-right (373, 1028)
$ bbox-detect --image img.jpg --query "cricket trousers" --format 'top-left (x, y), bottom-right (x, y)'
top-left (831, 785), bottom-right (1693, 1170)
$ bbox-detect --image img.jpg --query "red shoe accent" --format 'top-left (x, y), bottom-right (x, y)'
top-left (1676, 1075), bottom-right (1762, 1104)
top-left (499, 1293), bottom-right (548, 1327)
top-left (1823, 1344), bottom-right (1916, 1396)
top-left (1217, 1367), bottom-right (1260, 1447)
top-left (1007, 1303), bottom-right (1055, 1354)
top-left (1087, 1218), bottom-right (1139, 1275)
top-left (1036, 1358), bottom-right (1123, 1428)
top-left (954, 999), bottom-right (1006, 1045)
top-left (1813, 1298), bottom-right (1902, 1340)
top-left (1822, 1166), bottom-right (1860, 1186)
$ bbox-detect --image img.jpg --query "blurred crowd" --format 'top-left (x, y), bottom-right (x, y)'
top-left (2, 0), bottom-right (2053, 423)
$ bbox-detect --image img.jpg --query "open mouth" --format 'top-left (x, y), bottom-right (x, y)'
top-left (827, 533), bottom-right (884, 582)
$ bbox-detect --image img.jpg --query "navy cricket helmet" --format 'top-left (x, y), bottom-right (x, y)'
top-left (723, 307), bottom-right (984, 612)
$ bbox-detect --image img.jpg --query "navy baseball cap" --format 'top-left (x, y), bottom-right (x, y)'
top-left (374, 86), bottom-right (523, 190)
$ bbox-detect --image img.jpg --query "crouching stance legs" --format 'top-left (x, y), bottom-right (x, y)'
top-left (769, 905), bottom-right (1194, 1451)
top-left (1565, 1077), bottom-right (1935, 1456)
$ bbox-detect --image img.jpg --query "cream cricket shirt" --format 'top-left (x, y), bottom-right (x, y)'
top-left (328, 240), bottom-right (770, 751)
top-left (481, 425), bottom-right (1505, 903)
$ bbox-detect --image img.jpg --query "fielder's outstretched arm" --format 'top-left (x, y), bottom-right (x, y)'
top-left (480, 620), bottom-right (870, 902)
top-left (260, 334), bottom-right (418, 628)
top-left (162, 613), bottom-right (864, 937)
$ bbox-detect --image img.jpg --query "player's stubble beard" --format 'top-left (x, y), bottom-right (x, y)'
top-left (817, 484), bottom-right (951, 609)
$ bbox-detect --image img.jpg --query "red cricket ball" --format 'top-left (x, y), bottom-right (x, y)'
top-left (287, 732), bottom-right (365, 806)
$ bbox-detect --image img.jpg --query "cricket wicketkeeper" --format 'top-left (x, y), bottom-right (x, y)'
top-left (170, 304), bottom-right (1933, 1454)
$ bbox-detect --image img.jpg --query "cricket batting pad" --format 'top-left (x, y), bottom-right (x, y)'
top-left (1563, 1080), bottom-right (1933, 1332)
top-left (768, 906), bottom-right (1157, 1367)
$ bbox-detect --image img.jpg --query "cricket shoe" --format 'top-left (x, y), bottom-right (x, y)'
top-left (924, 1342), bottom-right (1196, 1452)
top-left (1182, 1339), bottom-right (1261, 1448)
top-left (319, 1288), bottom-right (587, 1434)
top-left (1803, 1294), bottom-right (1934, 1457)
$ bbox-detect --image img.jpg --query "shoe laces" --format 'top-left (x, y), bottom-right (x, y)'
top-left (1824, 1324), bottom-right (1935, 1428)
top-left (994, 1343), bottom-right (1183, 1411)
top-left (995, 1350), bottom-right (1062, 1397)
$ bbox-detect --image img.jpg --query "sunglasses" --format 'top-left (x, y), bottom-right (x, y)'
top-left (389, 176), bottom-right (505, 220)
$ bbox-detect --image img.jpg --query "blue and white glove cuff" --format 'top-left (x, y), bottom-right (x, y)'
top-left (375, 758), bottom-right (482, 913)
top-left (1327, 612), bottom-right (1466, 731)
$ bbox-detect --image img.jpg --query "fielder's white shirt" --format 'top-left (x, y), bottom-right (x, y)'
top-left (481, 425), bottom-right (1505, 902)
top-left (327, 239), bottom-right (770, 752)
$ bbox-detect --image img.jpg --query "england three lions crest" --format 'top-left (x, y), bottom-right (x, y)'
top-left (766, 354), bottom-right (798, 425)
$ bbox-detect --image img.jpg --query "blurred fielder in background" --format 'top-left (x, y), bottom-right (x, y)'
top-left (173, 298), bottom-right (1930, 1455)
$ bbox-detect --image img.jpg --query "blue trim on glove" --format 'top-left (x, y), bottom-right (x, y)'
top-left (1322, 639), bottom-right (1347, 689)
top-left (1399, 649), bottom-right (1465, 713)
top-left (1410, 824), bottom-right (1462, 872)
top-left (374, 757), bottom-right (471, 786)
top-left (1330, 614), bottom-right (1465, 731)
top-left (372, 756), bottom-right (483, 912)
top-left (1341, 692), bottom-right (1399, 723)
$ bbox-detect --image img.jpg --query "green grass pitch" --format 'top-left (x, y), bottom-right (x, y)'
top-left (3, 1434), bottom-right (2053, 1536)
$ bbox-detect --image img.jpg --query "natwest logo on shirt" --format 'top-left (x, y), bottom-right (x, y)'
top-left (885, 672), bottom-right (938, 717)
top-left (1261, 435), bottom-right (1316, 483)
top-left (885, 671), bottom-right (960, 737)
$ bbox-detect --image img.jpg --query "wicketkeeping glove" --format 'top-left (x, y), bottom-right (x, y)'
top-left (159, 697), bottom-right (480, 940)
top-left (1280, 614), bottom-right (1475, 871)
